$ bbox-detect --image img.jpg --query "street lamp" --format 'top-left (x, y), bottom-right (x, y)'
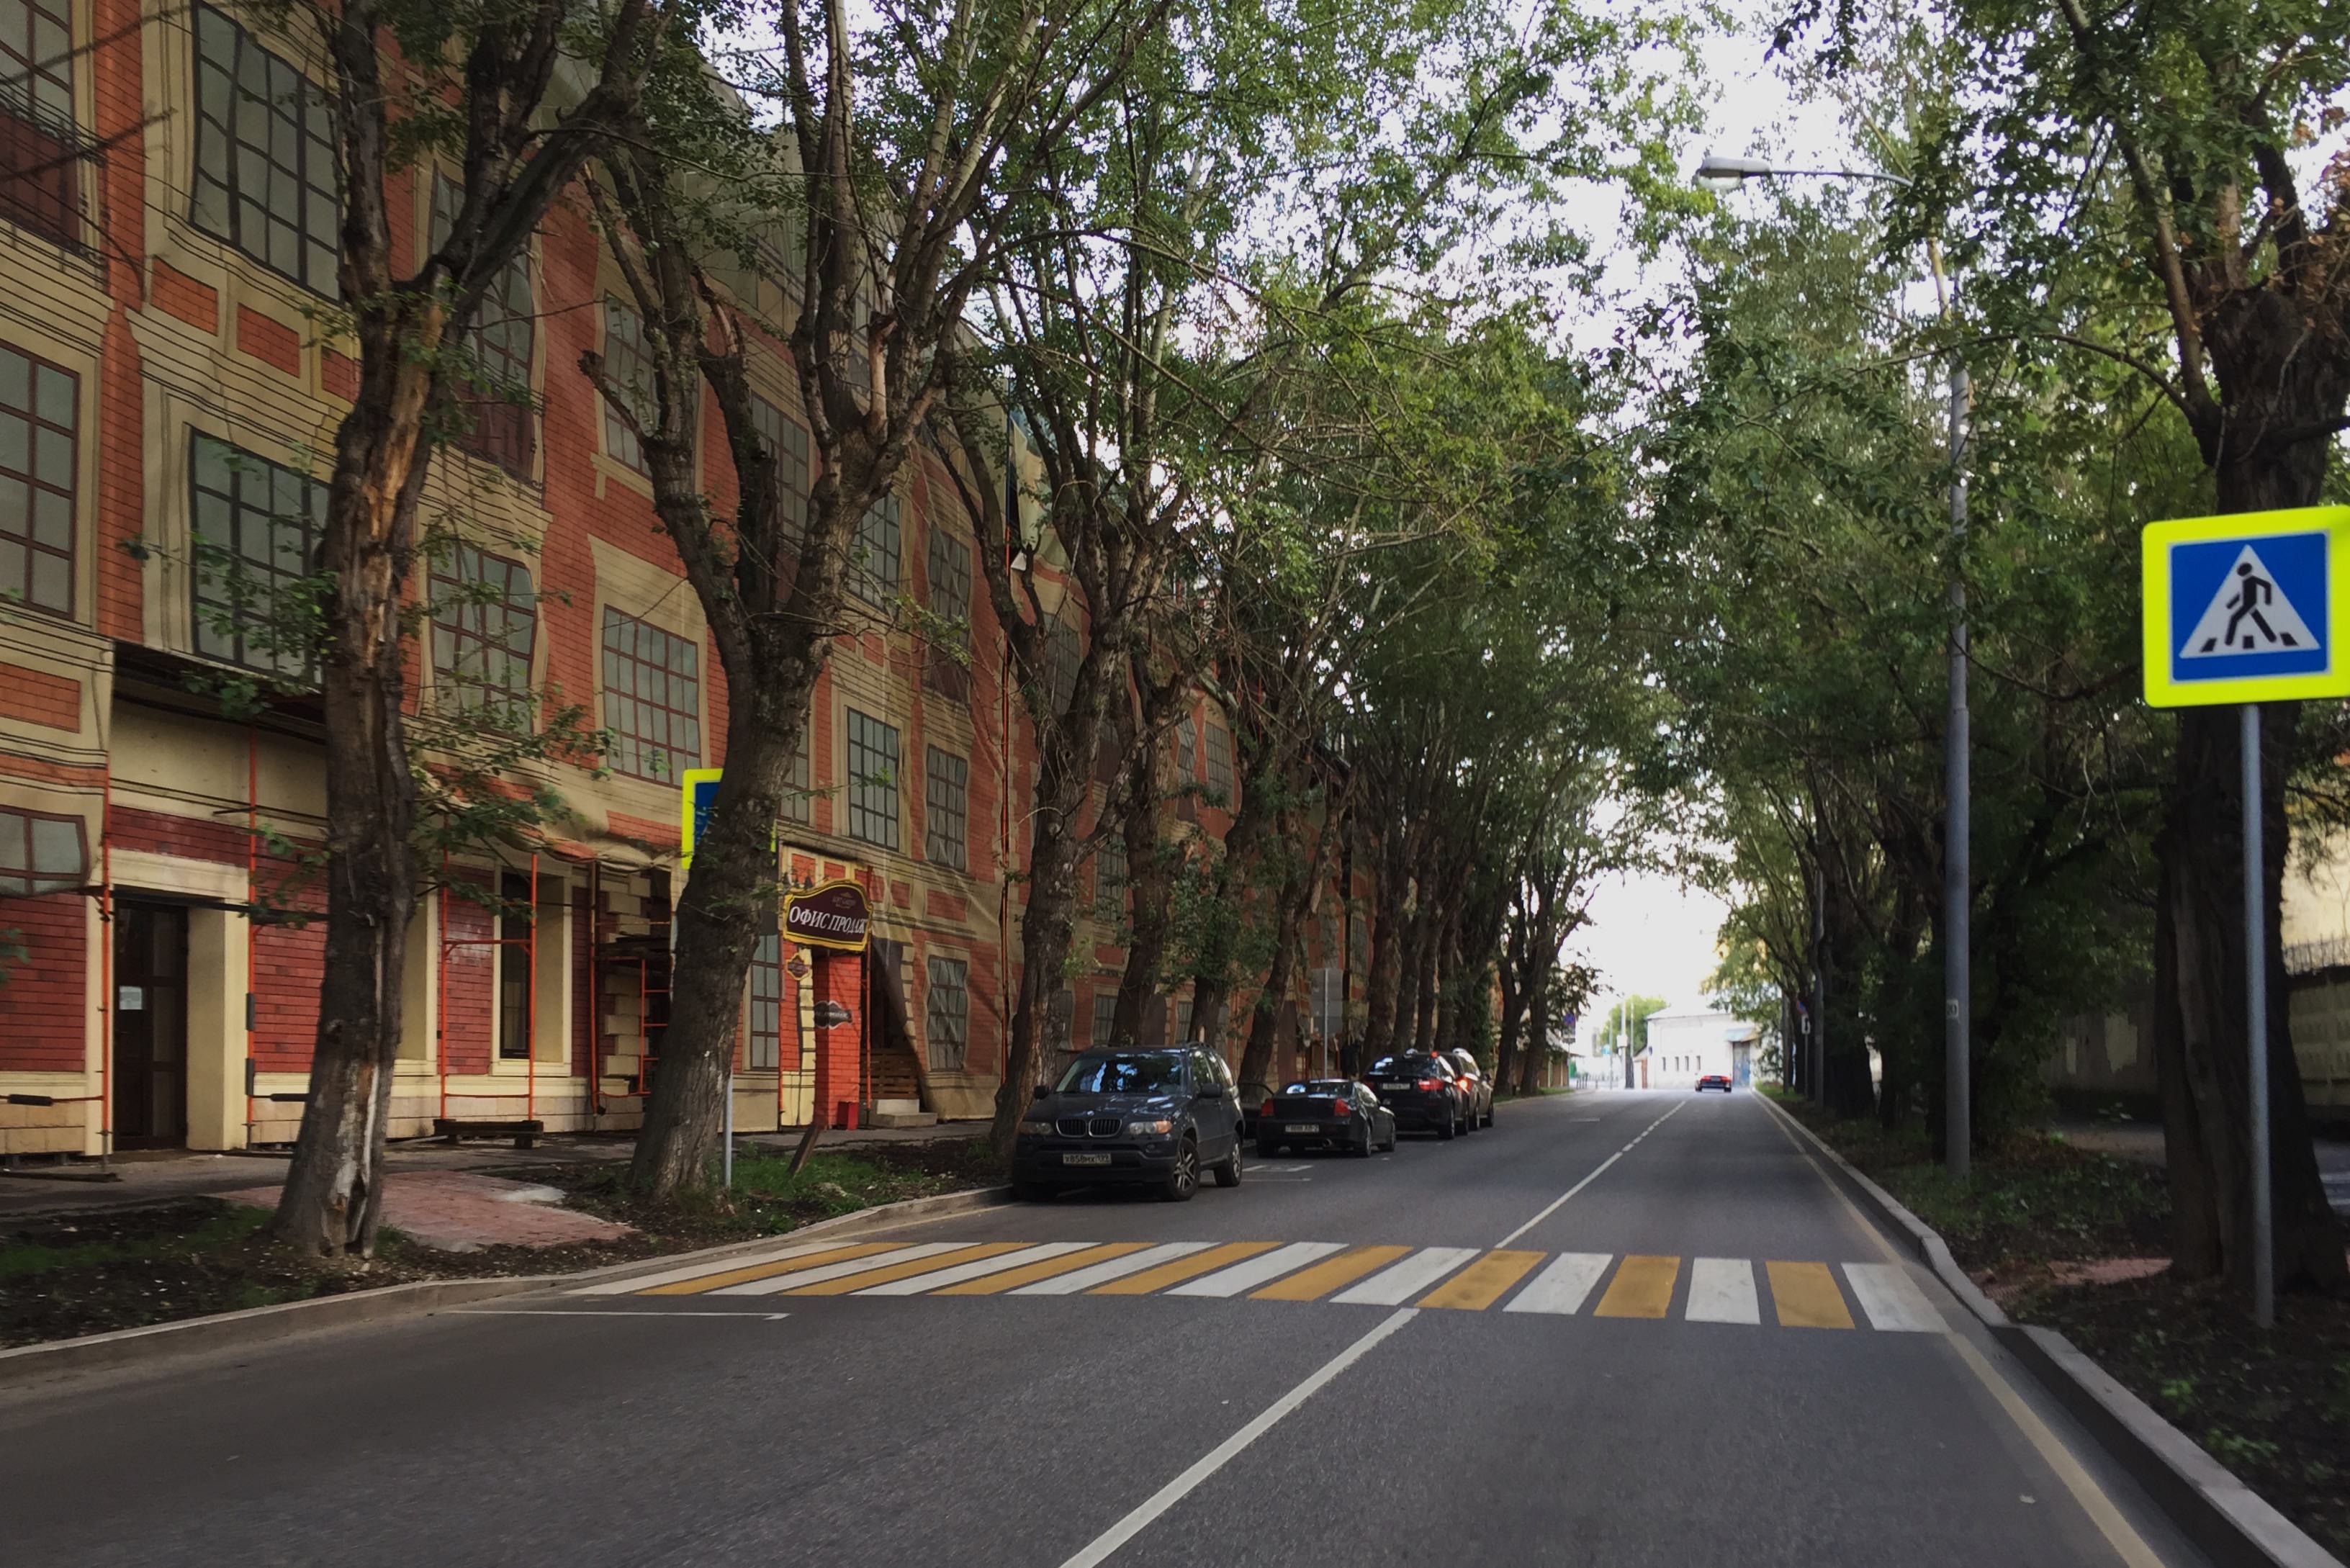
top-left (1694, 152), bottom-right (1973, 1180)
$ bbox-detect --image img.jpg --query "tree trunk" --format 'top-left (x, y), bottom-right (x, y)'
top-left (1360, 881), bottom-right (1403, 1061)
top-left (1112, 744), bottom-right (1175, 1045)
top-left (992, 824), bottom-right (1087, 1148)
top-left (1392, 901), bottom-right (1426, 1052)
top-left (1188, 744), bottom-right (1280, 1047)
top-left (1519, 957), bottom-right (1552, 1096)
top-left (1238, 815), bottom-right (1321, 1090)
top-left (629, 675), bottom-right (814, 1194)
top-left (1494, 914), bottom-right (1524, 1089)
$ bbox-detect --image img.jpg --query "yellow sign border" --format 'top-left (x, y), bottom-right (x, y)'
top-left (2142, 505), bottom-right (2350, 708)
top-left (677, 767), bottom-right (726, 868)
top-left (783, 876), bottom-right (872, 952)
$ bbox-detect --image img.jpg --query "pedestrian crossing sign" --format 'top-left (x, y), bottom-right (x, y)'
top-left (2142, 507), bottom-right (2350, 707)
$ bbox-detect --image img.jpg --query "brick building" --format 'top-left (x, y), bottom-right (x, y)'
top-left (0, 0), bottom-right (1363, 1155)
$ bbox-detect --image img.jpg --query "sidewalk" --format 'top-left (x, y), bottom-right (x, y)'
top-left (0, 1119), bottom-right (984, 1226)
top-left (2053, 1115), bottom-right (2350, 1219)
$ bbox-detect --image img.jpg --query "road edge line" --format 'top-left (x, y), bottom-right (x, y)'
top-left (1758, 1091), bottom-right (2341, 1568)
top-left (0, 1184), bottom-right (1009, 1395)
top-left (1053, 1308), bottom-right (1418, 1568)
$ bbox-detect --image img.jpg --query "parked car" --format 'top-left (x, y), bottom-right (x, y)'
top-left (1364, 1051), bottom-right (1467, 1139)
top-left (1013, 1047), bottom-right (1245, 1202)
top-left (1446, 1050), bottom-right (1496, 1130)
top-left (1696, 1073), bottom-right (1732, 1094)
top-left (1237, 1080), bottom-right (1274, 1140)
top-left (1256, 1078), bottom-right (1397, 1157)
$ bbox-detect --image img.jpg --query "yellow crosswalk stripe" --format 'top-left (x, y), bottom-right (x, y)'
top-left (1417, 1248), bottom-right (1544, 1310)
top-left (1593, 1254), bottom-right (1680, 1318)
top-left (780, 1243), bottom-right (1030, 1297)
top-left (930, 1242), bottom-right (1151, 1296)
top-left (1766, 1261), bottom-right (1855, 1328)
top-left (1091, 1241), bottom-right (1279, 1296)
top-left (1251, 1245), bottom-right (1413, 1302)
top-left (638, 1242), bottom-right (897, 1297)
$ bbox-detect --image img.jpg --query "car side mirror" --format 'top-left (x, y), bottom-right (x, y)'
top-left (1032, 1083), bottom-right (1050, 1102)
top-left (1199, 1082), bottom-right (1225, 1100)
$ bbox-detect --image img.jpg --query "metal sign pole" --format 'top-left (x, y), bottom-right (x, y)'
top-left (2243, 702), bottom-right (2272, 1328)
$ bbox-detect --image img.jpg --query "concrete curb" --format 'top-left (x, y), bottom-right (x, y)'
top-left (1759, 1092), bottom-right (2344, 1568)
top-left (0, 1183), bottom-right (1009, 1392)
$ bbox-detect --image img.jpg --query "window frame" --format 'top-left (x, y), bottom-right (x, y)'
top-left (430, 176), bottom-right (536, 477)
top-left (0, 0), bottom-right (84, 249)
top-left (747, 927), bottom-right (788, 1070)
top-left (428, 544), bottom-right (536, 713)
top-left (924, 525), bottom-right (972, 698)
top-left (845, 706), bottom-right (901, 850)
top-left (1204, 723), bottom-right (1233, 799)
top-left (495, 870), bottom-right (533, 1061)
top-left (598, 605), bottom-right (702, 782)
top-left (749, 393), bottom-right (810, 546)
top-left (0, 341), bottom-right (78, 618)
top-left (1094, 829), bottom-right (1127, 919)
top-left (923, 744), bottom-right (968, 870)
top-left (849, 492), bottom-right (900, 606)
top-left (0, 803), bottom-right (85, 896)
top-left (1090, 991), bottom-right (1119, 1049)
top-left (924, 954), bottom-right (969, 1072)
top-left (188, 433), bottom-right (326, 677)
top-left (189, 5), bottom-right (340, 295)
top-left (599, 297), bottom-right (654, 474)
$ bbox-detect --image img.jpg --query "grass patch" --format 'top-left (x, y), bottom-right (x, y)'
top-left (0, 1203), bottom-right (271, 1281)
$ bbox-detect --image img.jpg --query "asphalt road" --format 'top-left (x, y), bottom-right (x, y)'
top-left (1, 1090), bottom-right (2212, 1567)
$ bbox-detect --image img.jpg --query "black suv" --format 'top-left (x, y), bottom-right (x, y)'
top-left (1365, 1052), bottom-right (1467, 1139)
top-left (1013, 1047), bottom-right (1246, 1202)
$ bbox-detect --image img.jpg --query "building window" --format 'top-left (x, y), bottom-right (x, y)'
top-left (496, 870), bottom-right (532, 1060)
top-left (191, 6), bottom-right (338, 294)
top-left (1094, 830), bottom-right (1127, 919)
top-left (1041, 616), bottom-right (1079, 716)
top-left (925, 955), bottom-right (968, 1071)
top-left (782, 723), bottom-right (812, 825)
top-left (850, 492), bottom-right (899, 605)
top-left (0, 0), bottom-right (83, 248)
top-left (0, 343), bottom-right (76, 616)
top-left (749, 395), bottom-right (809, 546)
top-left (1044, 987), bottom-right (1074, 1055)
top-left (748, 928), bottom-right (785, 1069)
top-left (924, 746), bottom-right (968, 870)
top-left (430, 177), bottom-right (534, 475)
top-left (1090, 991), bottom-right (1119, 1049)
top-left (1172, 718), bottom-right (1197, 784)
top-left (0, 805), bottom-right (84, 895)
top-left (1204, 724), bottom-right (1233, 800)
top-left (189, 434), bottom-right (325, 677)
top-left (845, 706), bottom-right (900, 849)
top-left (600, 297), bottom-right (654, 472)
top-left (924, 526), bottom-right (971, 698)
top-left (429, 545), bottom-right (534, 711)
top-left (1174, 997), bottom-right (1194, 1043)
top-left (599, 606), bottom-right (701, 780)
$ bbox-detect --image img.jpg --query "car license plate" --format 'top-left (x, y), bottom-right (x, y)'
top-left (1285, 1123), bottom-right (1319, 1135)
top-left (1062, 1152), bottom-right (1112, 1167)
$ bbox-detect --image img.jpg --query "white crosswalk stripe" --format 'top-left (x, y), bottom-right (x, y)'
top-left (1166, 1241), bottom-right (1347, 1297)
top-left (709, 1243), bottom-right (965, 1296)
top-left (1502, 1252), bottom-right (1612, 1316)
top-left (1012, 1241), bottom-right (1214, 1295)
top-left (572, 1240), bottom-right (843, 1296)
top-left (855, 1242), bottom-right (1095, 1296)
top-left (1842, 1263), bottom-right (1948, 1332)
top-left (1331, 1246), bottom-right (1478, 1306)
top-left (1685, 1257), bottom-right (1762, 1324)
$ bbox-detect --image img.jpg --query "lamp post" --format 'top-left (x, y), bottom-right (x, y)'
top-left (1695, 153), bottom-right (1971, 1178)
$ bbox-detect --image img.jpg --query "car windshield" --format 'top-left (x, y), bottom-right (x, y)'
top-left (1056, 1055), bottom-right (1184, 1095)
top-left (1281, 1081), bottom-right (1351, 1096)
top-left (1369, 1055), bottom-right (1444, 1077)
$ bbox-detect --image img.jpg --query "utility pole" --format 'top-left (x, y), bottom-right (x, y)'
top-left (1945, 359), bottom-right (1972, 1179)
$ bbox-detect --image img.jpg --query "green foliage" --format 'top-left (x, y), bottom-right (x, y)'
top-left (1593, 994), bottom-right (1667, 1055)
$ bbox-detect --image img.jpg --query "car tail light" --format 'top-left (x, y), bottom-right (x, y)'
top-left (1417, 1078), bottom-right (1439, 1091)
top-left (1332, 1100), bottom-right (1350, 1117)
top-left (1261, 1099), bottom-right (1276, 1118)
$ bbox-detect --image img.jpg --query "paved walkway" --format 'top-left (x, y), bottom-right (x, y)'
top-left (2055, 1116), bottom-right (2350, 1218)
top-left (215, 1170), bottom-right (635, 1251)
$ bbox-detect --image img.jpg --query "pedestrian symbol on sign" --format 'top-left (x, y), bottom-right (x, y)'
top-left (2179, 545), bottom-right (2317, 658)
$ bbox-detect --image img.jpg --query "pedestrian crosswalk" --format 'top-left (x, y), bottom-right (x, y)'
top-left (576, 1238), bottom-right (1952, 1333)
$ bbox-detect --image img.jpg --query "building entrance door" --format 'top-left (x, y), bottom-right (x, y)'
top-left (112, 903), bottom-right (189, 1145)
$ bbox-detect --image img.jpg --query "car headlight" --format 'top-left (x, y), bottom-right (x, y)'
top-left (1124, 1118), bottom-right (1174, 1137)
top-left (1019, 1118), bottom-right (1054, 1136)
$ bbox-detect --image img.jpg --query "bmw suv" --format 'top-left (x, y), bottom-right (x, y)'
top-left (1013, 1047), bottom-right (1246, 1202)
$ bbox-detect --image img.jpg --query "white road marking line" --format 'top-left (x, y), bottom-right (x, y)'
top-left (855, 1242), bottom-right (1093, 1295)
top-left (450, 1308), bottom-right (791, 1319)
top-left (1013, 1241), bottom-right (1212, 1295)
top-left (1501, 1252), bottom-right (1612, 1316)
top-left (1494, 1101), bottom-right (1685, 1248)
top-left (1331, 1246), bottom-right (1478, 1306)
top-left (1843, 1263), bottom-right (1948, 1333)
top-left (1165, 1241), bottom-right (1346, 1298)
top-left (568, 1240), bottom-right (841, 1295)
top-left (708, 1243), bottom-right (963, 1296)
top-left (1053, 1309), bottom-right (1418, 1568)
top-left (1685, 1258), bottom-right (1762, 1325)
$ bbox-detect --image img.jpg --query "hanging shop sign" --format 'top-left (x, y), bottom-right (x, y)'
top-left (783, 878), bottom-right (872, 952)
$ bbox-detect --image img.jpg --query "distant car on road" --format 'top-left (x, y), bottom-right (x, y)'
top-left (1365, 1051), bottom-right (1467, 1139)
top-left (1013, 1047), bottom-right (1246, 1202)
top-left (1256, 1078), bottom-right (1397, 1157)
top-left (1447, 1049), bottom-right (1496, 1130)
top-left (1237, 1080), bottom-right (1274, 1140)
top-left (1696, 1073), bottom-right (1733, 1094)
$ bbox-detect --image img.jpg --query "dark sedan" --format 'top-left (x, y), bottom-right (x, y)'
top-left (1697, 1073), bottom-right (1732, 1093)
top-left (1256, 1079), bottom-right (1397, 1157)
top-left (1365, 1052), bottom-right (1467, 1140)
top-left (1447, 1049), bottom-right (1495, 1130)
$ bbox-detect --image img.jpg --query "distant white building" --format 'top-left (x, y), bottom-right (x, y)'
top-left (1640, 1004), bottom-right (1759, 1089)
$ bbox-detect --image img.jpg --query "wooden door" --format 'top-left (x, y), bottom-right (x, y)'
top-left (112, 904), bottom-right (189, 1145)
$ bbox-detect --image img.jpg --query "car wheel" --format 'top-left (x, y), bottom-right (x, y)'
top-left (1483, 1105), bottom-right (1495, 1128)
top-left (1352, 1122), bottom-right (1372, 1158)
top-left (1381, 1122), bottom-right (1398, 1153)
top-left (1161, 1137), bottom-right (1200, 1202)
top-left (1212, 1138), bottom-right (1243, 1189)
top-left (1436, 1112), bottom-right (1456, 1142)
